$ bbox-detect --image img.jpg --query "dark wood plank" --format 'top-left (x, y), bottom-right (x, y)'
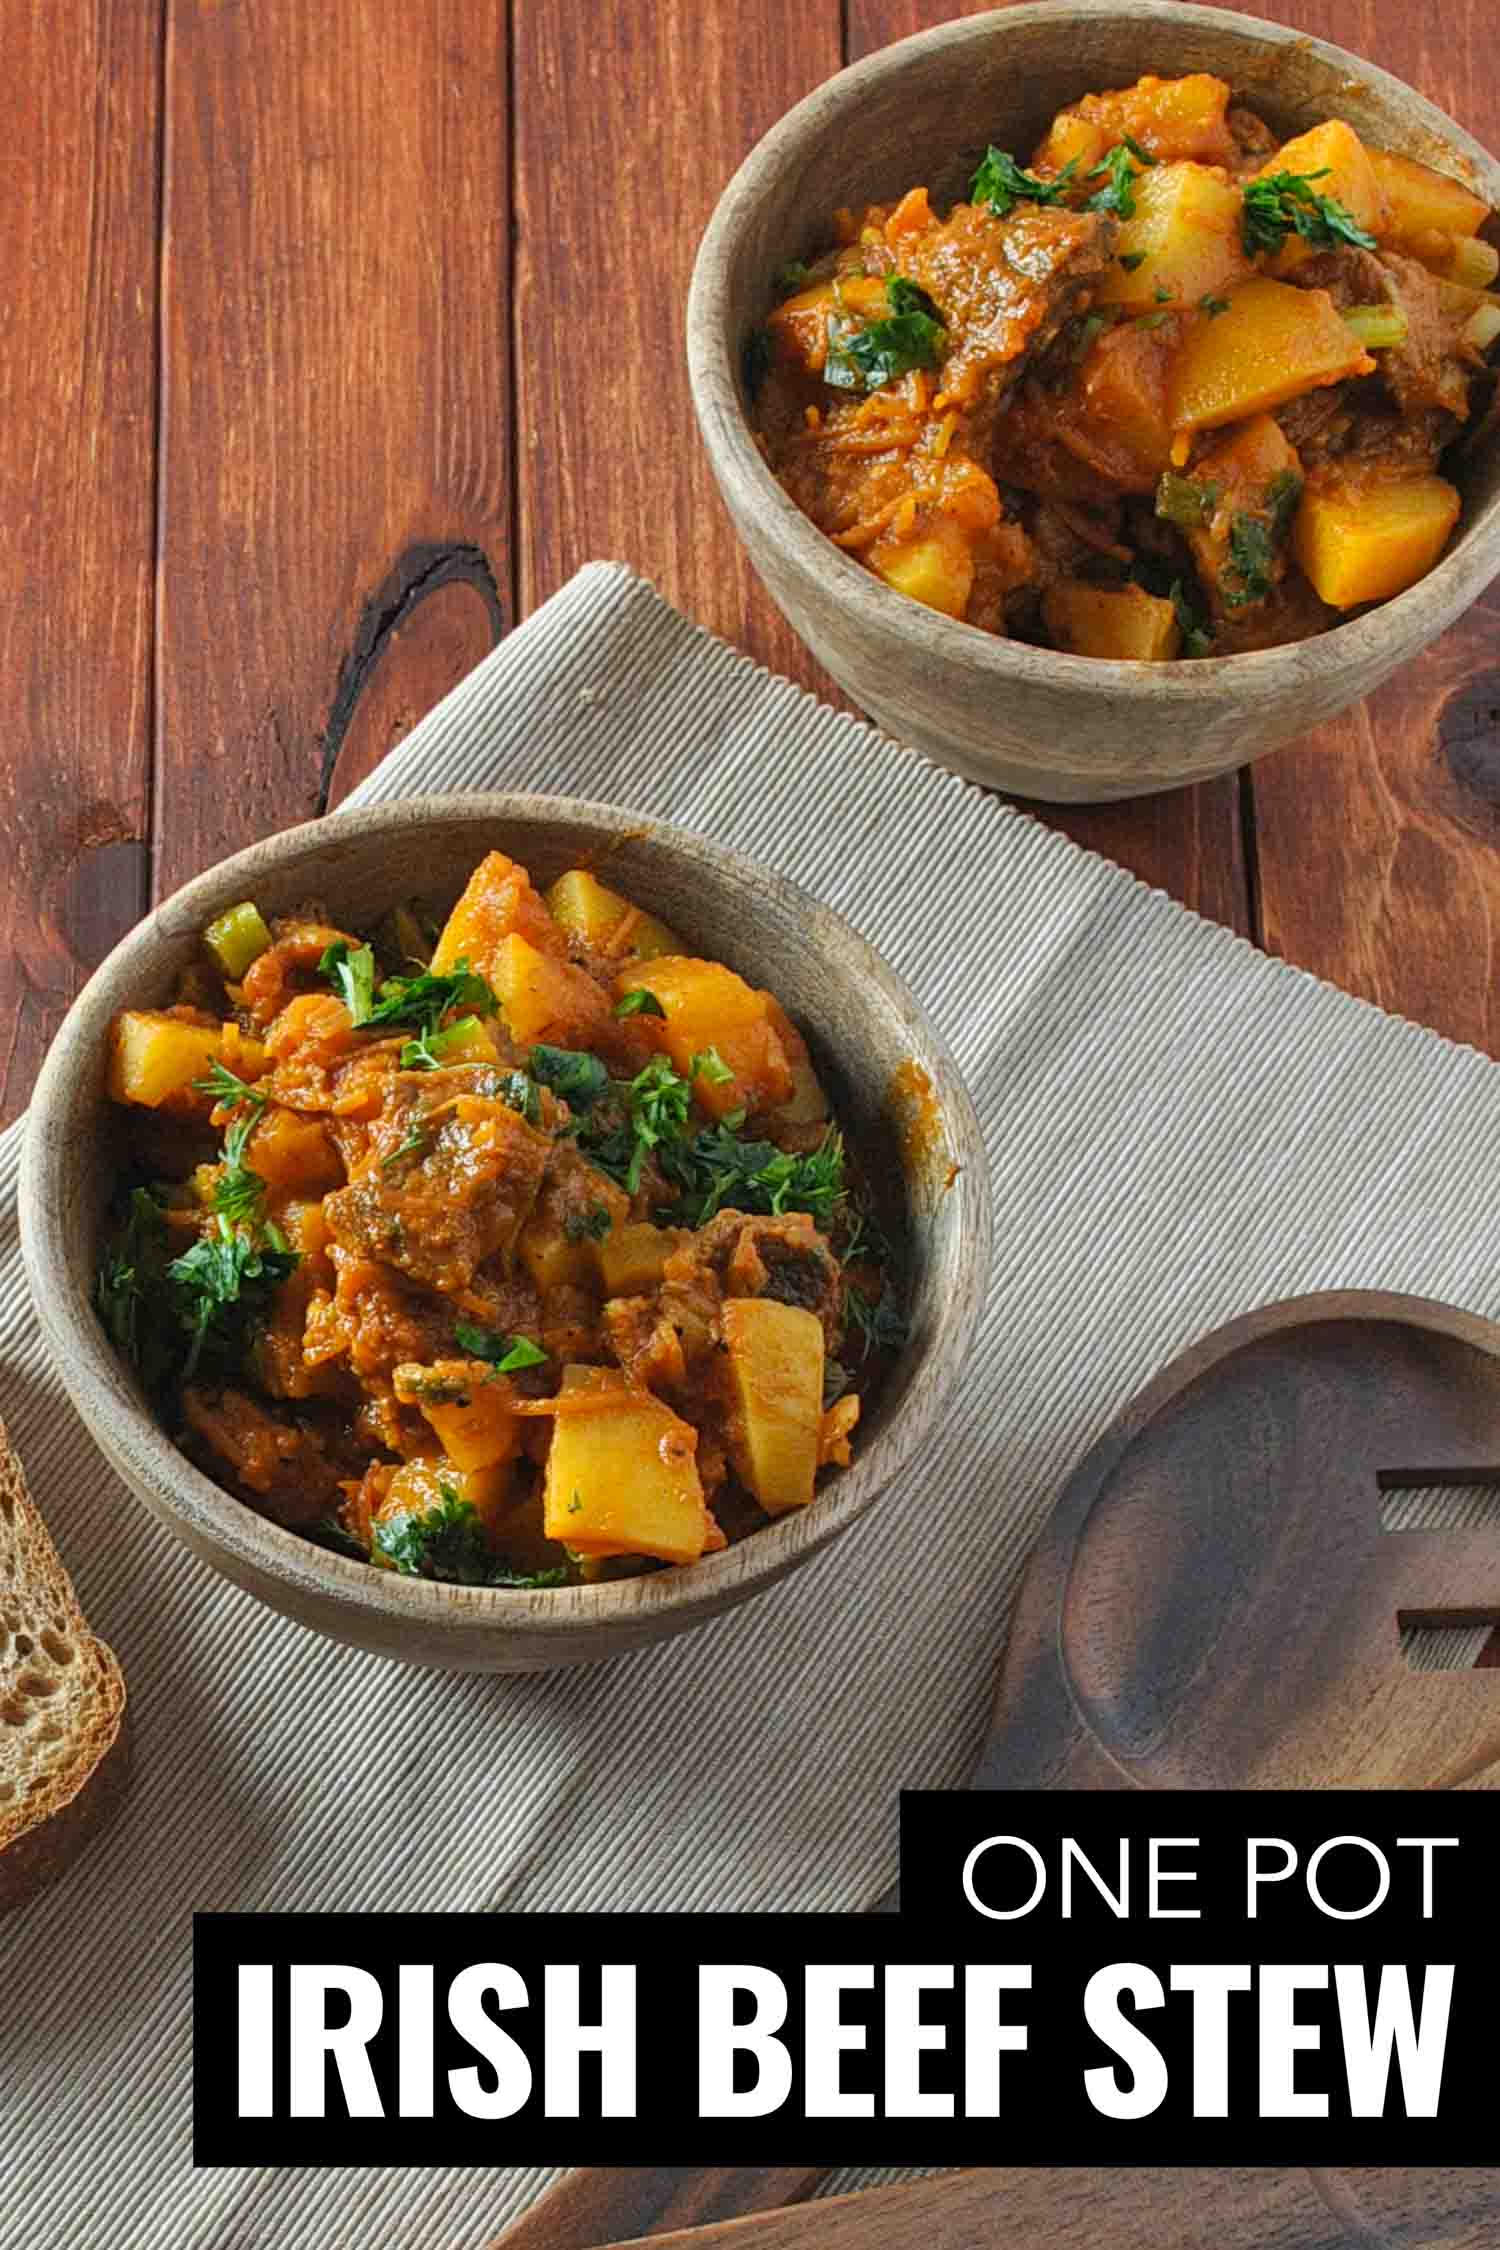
top-left (841, 0), bottom-right (1249, 924)
top-left (488, 2170), bottom-right (830, 2250)
top-left (511, 0), bottom-right (843, 692)
top-left (0, 0), bottom-right (163, 1126)
top-left (154, 0), bottom-right (513, 894)
top-left (981, 1293), bottom-right (1500, 1795)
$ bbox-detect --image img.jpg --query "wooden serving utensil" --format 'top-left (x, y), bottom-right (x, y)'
top-left (486, 2169), bottom-right (833, 2250)
top-left (590, 2166), bottom-right (1500, 2250)
top-left (981, 1292), bottom-right (1500, 1793)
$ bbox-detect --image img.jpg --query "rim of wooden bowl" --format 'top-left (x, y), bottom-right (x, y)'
top-left (686, 0), bottom-right (1500, 704)
top-left (18, 793), bottom-right (991, 1656)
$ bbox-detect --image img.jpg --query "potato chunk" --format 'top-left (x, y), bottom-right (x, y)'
top-left (1034, 73), bottom-right (1233, 175)
top-left (869, 523), bottom-right (975, 618)
top-left (1042, 581), bottom-right (1181, 662)
top-left (432, 849), bottom-right (567, 975)
top-left (1169, 276), bottom-right (1372, 437)
top-left (544, 869), bottom-right (682, 962)
top-left (1292, 473), bottom-right (1460, 607)
top-left (393, 1363), bottom-right (524, 1476)
top-left (618, 958), bottom-right (793, 1121)
top-left (721, 1298), bottom-right (825, 1515)
top-left (1253, 122), bottom-right (1389, 274)
top-left (372, 1455), bottom-right (516, 1556)
top-left (518, 1146), bottom-right (630, 1293)
top-left (491, 931), bottom-right (613, 1050)
top-left (1097, 162), bottom-right (1249, 310)
top-left (1368, 148), bottom-right (1489, 249)
top-left (595, 1220), bottom-right (691, 1297)
top-left (106, 1012), bottom-right (266, 1112)
top-left (543, 1366), bottom-right (709, 1564)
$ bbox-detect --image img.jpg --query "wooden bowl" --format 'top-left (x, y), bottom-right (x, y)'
top-left (687, 0), bottom-right (1500, 802)
top-left (18, 797), bottom-right (990, 1673)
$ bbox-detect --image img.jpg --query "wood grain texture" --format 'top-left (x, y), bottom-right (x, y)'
top-left (510, 0), bottom-right (842, 689)
top-left (981, 1293), bottom-right (1500, 1795)
top-left (0, 0), bottom-right (162, 1128)
top-left (488, 2171), bottom-right (830, 2250)
top-left (591, 2168), bottom-right (1500, 2250)
top-left (154, 0), bottom-right (513, 894)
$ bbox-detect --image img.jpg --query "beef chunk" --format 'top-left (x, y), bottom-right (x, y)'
top-left (1225, 104), bottom-right (1278, 178)
top-left (898, 202), bottom-right (1119, 412)
top-left (181, 1387), bottom-right (346, 1527)
top-left (691, 1209), bottom-right (843, 1348)
top-left (324, 1092), bottom-right (551, 1292)
top-left (1292, 248), bottom-right (1481, 421)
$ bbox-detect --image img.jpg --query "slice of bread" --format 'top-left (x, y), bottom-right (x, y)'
top-left (0, 1412), bottom-right (128, 1914)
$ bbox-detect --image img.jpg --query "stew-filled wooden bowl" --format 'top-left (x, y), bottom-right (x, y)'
top-left (19, 797), bottom-right (989, 1673)
top-left (687, 0), bottom-right (1500, 801)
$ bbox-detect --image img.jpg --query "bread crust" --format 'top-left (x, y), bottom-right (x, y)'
top-left (0, 1416), bottom-right (130, 1914)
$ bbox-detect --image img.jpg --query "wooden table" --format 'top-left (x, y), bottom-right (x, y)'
top-left (5, 0), bottom-right (1496, 1128)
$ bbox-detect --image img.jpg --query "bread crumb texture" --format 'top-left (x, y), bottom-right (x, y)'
top-left (0, 1417), bottom-right (126, 1867)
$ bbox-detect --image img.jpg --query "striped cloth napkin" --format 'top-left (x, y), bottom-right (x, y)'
top-left (2, 563), bottom-right (1497, 2248)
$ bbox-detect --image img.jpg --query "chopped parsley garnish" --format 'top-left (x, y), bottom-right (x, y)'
top-left (618, 1055), bottom-right (695, 1191)
top-left (825, 275), bottom-right (946, 393)
top-left (1241, 169), bottom-right (1377, 257)
top-left (194, 1059), bottom-right (263, 1109)
top-left (845, 1275), bottom-right (909, 1359)
top-left (318, 939), bottom-right (378, 1022)
top-left (529, 1045), bottom-right (610, 1107)
top-left (496, 1070), bottom-right (543, 1126)
top-left (193, 1061), bottom-right (271, 1226)
top-left (373, 1485), bottom-right (566, 1587)
top-left (1072, 313), bottom-right (1109, 361)
top-left (1118, 250), bottom-right (1148, 273)
top-left (658, 1122), bottom-right (846, 1232)
top-left (970, 146), bottom-right (1078, 216)
top-left (1200, 293), bottom-right (1231, 316)
top-left (381, 1126), bottom-right (430, 1171)
top-left (94, 1187), bottom-right (175, 1393)
top-left (318, 943), bottom-right (497, 1036)
top-left (453, 1322), bottom-right (549, 1373)
top-left (212, 1103), bottom-right (270, 1225)
top-left (563, 1206), bottom-right (614, 1244)
top-left (1265, 467), bottom-right (1304, 540)
top-left (1086, 138), bottom-right (1155, 219)
top-left (166, 1217), bottom-right (300, 1383)
top-left (691, 1047), bottom-right (734, 1086)
top-left (1169, 579), bottom-right (1214, 659)
top-left (1221, 513), bottom-right (1279, 608)
top-left (1155, 471), bottom-right (1220, 528)
top-left (775, 258), bottom-right (813, 296)
top-left (400, 1015), bottom-right (485, 1070)
top-left (613, 987), bottom-right (666, 1019)
top-left (1135, 309), bottom-right (1172, 331)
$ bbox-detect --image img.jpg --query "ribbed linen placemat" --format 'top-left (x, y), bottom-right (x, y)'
top-left (4, 560), bottom-right (1500, 2249)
